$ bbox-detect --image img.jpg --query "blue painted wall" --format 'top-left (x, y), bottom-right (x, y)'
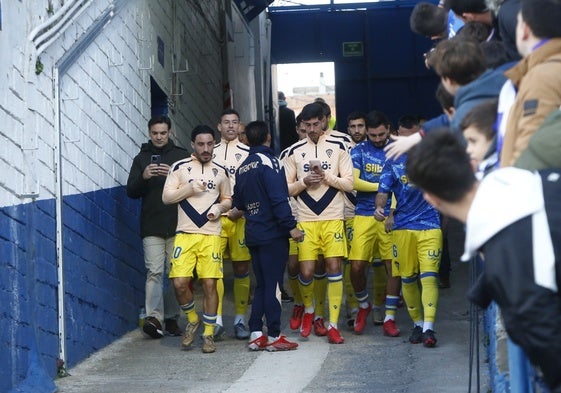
top-left (1, 187), bottom-right (144, 392)
top-left (269, 3), bottom-right (441, 126)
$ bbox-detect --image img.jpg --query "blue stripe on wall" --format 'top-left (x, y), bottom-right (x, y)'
top-left (0, 186), bottom-right (144, 392)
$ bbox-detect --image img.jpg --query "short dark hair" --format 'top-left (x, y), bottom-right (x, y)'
top-left (398, 115), bottom-right (420, 129)
top-left (435, 82), bottom-right (455, 111)
top-left (432, 37), bottom-right (486, 85)
top-left (455, 21), bottom-right (492, 43)
top-left (347, 111), bottom-right (367, 125)
top-left (460, 98), bottom-right (498, 141)
top-left (313, 98), bottom-right (331, 117)
top-left (365, 110), bottom-right (390, 129)
top-left (191, 125), bottom-right (215, 142)
top-left (521, 0), bottom-right (561, 38)
top-left (406, 130), bottom-right (476, 203)
top-left (447, 0), bottom-right (488, 15)
top-left (148, 115), bottom-right (171, 130)
top-left (300, 103), bottom-right (325, 121)
top-left (410, 2), bottom-right (448, 37)
top-left (244, 120), bottom-right (269, 146)
top-left (220, 108), bottom-right (240, 121)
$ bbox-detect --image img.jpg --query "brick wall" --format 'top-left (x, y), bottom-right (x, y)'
top-left (0, 0), bottom-right (259, 391)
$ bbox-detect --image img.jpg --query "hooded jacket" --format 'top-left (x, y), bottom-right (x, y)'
top-left (499, 38), bottom-right (561, 166)
top-left (450, 63), bottom-right (513, 136)
top-left (126, 139), bottom-right (188, 238)
top-left (463, 167), bottom-right (561, 390)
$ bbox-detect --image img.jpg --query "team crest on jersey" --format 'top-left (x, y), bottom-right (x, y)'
top-left (326, 149), bottom-right (333, 158)
top-left (235, 153), bottom-right (242, 162)
top-left (212, 168), bottom-right (218, 177)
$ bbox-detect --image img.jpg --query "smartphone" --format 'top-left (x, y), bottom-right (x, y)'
top-left (151, 155), bottom-right (161, 165)
top-left (309, 159), bottom-right (321, 172)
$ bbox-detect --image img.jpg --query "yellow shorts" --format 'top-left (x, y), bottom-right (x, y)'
top-left (297, 220), bottom-right (347, 261)
top-left (169, 233), bottom-right (223, 279)
top-left (289, 238), bottom-right (298, 256)
top-left (220, 216), bottom-right (250, 261)
top-left (391, 228), bottom-right (442, 278)
top-left (349, 215), bottom-right (393, 262)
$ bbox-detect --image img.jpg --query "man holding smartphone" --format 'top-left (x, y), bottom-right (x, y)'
top-left (127, 115), bottom-right (188, 339)
top-left (283, 102), bottom-right (354, 344)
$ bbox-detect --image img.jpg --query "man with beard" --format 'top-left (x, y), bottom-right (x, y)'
top-left (162, 125), bottom-right (232, 353)
top-left (349, 111), bottom-right (401, 337)
top-left (283, 102), bottom-right (354, 344)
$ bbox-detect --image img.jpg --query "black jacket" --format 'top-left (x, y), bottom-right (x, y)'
top-left (126, 140), bottom-right (188, 238)
top-left (464, 168), bottom-right (561, 390)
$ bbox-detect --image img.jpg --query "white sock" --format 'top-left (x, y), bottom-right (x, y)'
top-left (423, 321), bottom-right (434, 332)
top-left (234, 315), bottom-right (245, 325)
top-left (305, 307), bottom-right (314, 314)
top-left (384, 315), bottom-right (394, 323)
top-left (328, 322), bottom-right (338, 330)
top-left (216, 316), bottom-right (223, 326)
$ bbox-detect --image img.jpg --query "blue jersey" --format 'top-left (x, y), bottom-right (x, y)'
top-left (351, 140), bottom-right (392, 216)
top-left (378, 154), bottom-right (440, 230)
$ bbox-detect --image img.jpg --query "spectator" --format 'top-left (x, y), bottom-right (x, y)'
top-left (431, 37), bottom-right (507, 135)
top-left (447, 0), bottom-right (521, 61)
top-left (126, 115), bottom-right (187, 339)
top-left (406, 130), bottom-right (561, 391)
top-left (410, 2), bottom-right (449, 39)
top-left (460, 98), bottom-right (499, 178)
top-left (515, 108), bottom-right (561, 171)
top-left (278, 91), bottom-right (298, 151)
top-left (497, 0), bottom-right (561, 167)
top-left (233, 120), bottom-right (304, 351)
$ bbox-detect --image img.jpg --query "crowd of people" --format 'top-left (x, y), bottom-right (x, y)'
top-left (126, 0), bottom-right (561, 390)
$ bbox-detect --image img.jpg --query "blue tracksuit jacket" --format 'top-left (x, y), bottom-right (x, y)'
top-left (233, 145), bottom-right (297, 246)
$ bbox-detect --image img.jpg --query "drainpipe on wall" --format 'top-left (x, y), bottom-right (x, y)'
top-left (29, 0), bottom-right (127, 370)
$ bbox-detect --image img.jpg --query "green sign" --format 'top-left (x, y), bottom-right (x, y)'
top-left (343, 42), bottom-right (364, 57)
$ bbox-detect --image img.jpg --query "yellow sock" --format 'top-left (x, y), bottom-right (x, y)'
top-left (289, 274), bottom-right (302, 304)
top-left (216, 278), bottom-right (224, 318)
top-left (402, 275), bottom-right (423, 323)
top-left (181, 301), bottom-right (199, 324)
top-left (420, 272), bottom-right (439, 323)
top-left (299, 276), bottom-right (314, 309)
top-left (202, 314), bottom-right (217, 336)
top-left (314, 273), bottom-right (327, 317)
top-left (233, 273), bottom-right (250, 316)
top-left (372, 259), bottom-right (387, 307)
top-left (343, 262), bottom-right (358, 311)
top-left (327, 274), bottom-right (343, 325)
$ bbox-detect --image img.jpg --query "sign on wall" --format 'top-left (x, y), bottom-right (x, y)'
top-left (342, 41), bottom-right (364, 57)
